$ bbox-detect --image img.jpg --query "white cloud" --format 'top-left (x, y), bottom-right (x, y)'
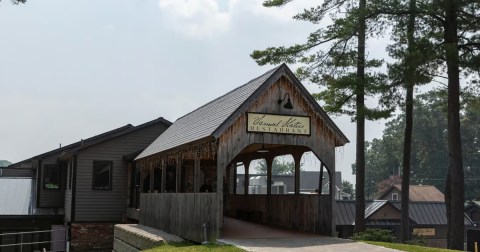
top-left (158, 0), bottom-right (230, 39)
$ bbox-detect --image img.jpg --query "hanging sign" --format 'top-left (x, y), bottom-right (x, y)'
top-left (412, 228), bottom-right (436, 236)
top-left (246, 112), bottom-right (310, 135)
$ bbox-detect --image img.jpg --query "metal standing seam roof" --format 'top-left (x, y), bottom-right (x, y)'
top-left (0, 178), bottom-right (58, 216)
top-left (335, 200), bottom-right (473, 226)
top-left (135, 66), bottom-right (280, 160)
top-left (136, 64), bottom-right (350, 161)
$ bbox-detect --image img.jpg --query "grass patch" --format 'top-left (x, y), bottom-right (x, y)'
top-left (364, 241), bottom-right (461, 252)
top-left (143, 242), bottom-right (245, 252)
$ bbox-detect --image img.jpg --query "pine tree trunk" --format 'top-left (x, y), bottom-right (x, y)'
top-left (354, 0), bottom-right (366, 234)
top-left (443, 0), bottom-right (464, 249)
top-left (401, 0), bottom-right (416, 243)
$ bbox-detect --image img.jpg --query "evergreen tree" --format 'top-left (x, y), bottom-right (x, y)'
top-left (252, 0), bottom-right (393, 233)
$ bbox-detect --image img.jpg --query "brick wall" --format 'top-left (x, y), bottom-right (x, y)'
top-left (70, 223), bottom-right (115, 251)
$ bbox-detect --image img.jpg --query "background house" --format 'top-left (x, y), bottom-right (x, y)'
top-left (465, 201), bottom-right (480, 226)
top-left (335, 200), bottom-right (473, 248)
top-left (377, 184), bottom-right (445, 202)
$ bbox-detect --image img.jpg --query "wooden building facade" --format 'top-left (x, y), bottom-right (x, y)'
top-left (135, 64), bottom-right (349, 242)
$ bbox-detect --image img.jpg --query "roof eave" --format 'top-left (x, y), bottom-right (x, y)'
top-left (135, 136), bottom-right (216, 162)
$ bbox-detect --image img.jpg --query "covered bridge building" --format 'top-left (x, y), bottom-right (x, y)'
top-left (134, 64), bottom-right (349, 242)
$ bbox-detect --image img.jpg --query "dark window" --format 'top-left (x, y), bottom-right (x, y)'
top-left (44, 165), bottom-right (60, 190)
top-left (93, 161), bottom-right (112, 190)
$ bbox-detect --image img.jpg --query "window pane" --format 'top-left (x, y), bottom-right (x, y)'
top-left (248, 159), bottom-right (267, 194)
top-left (300, 151), bottom-right (321, 194)
top-left (235, 163), bottom-right (245, 195)
top-left (93, 161), bottom-right (112, 190)
top-left (271, 155), bottom-right (294, 194)
top-left (44, 165), bottom-right (60, 190)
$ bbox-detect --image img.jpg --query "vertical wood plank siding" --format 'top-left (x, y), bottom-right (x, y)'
top-left (227, 194), bottom-right (332, 235)
top-left (139, 193), bottom-right (218, 243)
top-left (73, 123), bottom-right (169, 222)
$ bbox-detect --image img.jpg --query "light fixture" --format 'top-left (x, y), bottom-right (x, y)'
top-left (257, 144), bottom-right (269, 153)
top-left (278, 93), bottom-right (293, 109)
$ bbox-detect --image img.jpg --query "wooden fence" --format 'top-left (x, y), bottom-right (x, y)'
top-left (139, 193), bottom-right (218, 243)
top-left (227, 194), bottom-right (333, 235)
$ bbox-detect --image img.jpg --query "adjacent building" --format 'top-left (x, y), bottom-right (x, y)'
top-left (6, 117), bottom-right (171, 251)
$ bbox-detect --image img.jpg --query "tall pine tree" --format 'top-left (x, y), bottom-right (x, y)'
top-left (252, 0), bottom-right (393, 233)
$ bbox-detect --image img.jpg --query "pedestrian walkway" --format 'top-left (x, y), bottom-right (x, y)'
top-left (219, 217), bottom-right (399, 252)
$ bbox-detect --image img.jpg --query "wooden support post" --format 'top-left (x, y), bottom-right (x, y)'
top-left (139, 168), bottom-right (145, 193)
top-left (149, 167), bottom-right (154, 193)
top-left (161, 159), bottom-right (166, 193)
top-left (244, 160), bottom-right (250, 195)
top-left (176, 157), bottom-right (182, 193)
top-left (319, 163), bottom-right (324, 194)
top-left (294, 153), bottom-right (302, 195)
top-left (127, 163), bottom-right (132, 205)
top-left (266, 156), bottom-right (273, 196)
top-left (194, 155), bottom-right (200, 193)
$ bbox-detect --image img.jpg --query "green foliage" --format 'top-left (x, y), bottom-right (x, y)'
top-left (251, 0), bottom-right (395, 120)
top-left (357, 90), bottom-right (480, 200)
top-left (352, 228), bottom-right (395, 242)
top-left (144, 242), bottom-right (244, 252)
top-left (255, 158), bottom-right (296, 175)
top-left (365, 241), bottom-right (461, 252)
top-left (342, 180), bottom-right (355, 197)
top-left (405, 233), bottom-right (426, 246)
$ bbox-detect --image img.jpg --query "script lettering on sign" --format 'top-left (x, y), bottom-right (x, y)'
top-left (246, 113), bottom-right (310, 135)
top-left (412, 228), bottom-right (436, 236)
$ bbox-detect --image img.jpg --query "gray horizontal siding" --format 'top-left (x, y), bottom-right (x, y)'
top-left (0, 168), bottom-right (35, 177)
top-left (73, 123), bottom-right (168, 222)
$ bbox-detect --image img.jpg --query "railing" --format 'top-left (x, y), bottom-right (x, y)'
top-left (0, 229), bottom-right (67, 252)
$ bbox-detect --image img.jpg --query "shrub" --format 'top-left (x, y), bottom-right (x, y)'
top-left (352, 228), bottom-right (395, 242)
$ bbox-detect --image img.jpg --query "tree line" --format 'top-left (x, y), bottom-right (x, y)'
top-left (362, 90), bottom-right (480, 201)
top-left (251, 0), bottom-right (479, 249)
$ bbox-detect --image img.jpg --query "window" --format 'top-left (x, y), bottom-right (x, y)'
top-left (299, 151), bottom-right (322, 194)
top-left (44, 165), bottom-right (60, 190)
top-left (93, 161), bottom-right (112, 190)
top-left (235, 162), bottom-right (245, 195)
top-left (248, 159), bottom-right (267, 195)
top-left (392, 193), bottom-right (399, 201)
top-left (271, 155), bottom-right (295, 195)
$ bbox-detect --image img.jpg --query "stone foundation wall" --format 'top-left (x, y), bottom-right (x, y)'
top-left (71, 223), bottom-right (115, 251)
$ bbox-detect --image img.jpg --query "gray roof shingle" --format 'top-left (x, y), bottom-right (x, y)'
top-left (136, 66), bottom-right (280, 160)
top-left (136, 64), bottom-right (349, 161)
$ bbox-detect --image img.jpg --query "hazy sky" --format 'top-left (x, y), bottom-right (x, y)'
top-left (0, 0), bottom-right (388, 184)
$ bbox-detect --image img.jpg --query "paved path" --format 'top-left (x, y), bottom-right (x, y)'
top-left (219, 237), bottom-right (400, 252)
top-left (219, 217), bottom-right (399, 252)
